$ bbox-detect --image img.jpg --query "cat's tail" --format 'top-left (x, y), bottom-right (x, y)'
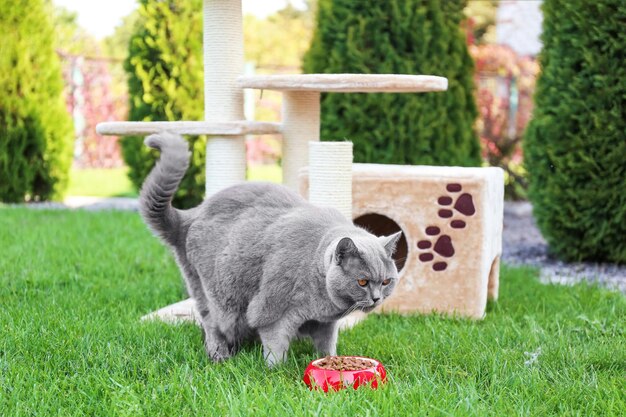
top-left (139, 132), bottom-right (191, 247)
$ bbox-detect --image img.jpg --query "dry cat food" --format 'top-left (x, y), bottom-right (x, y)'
top-left (315, 356), bottom-right (375, 371)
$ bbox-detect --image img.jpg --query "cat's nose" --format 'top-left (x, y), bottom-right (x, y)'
top-left (372, 297), bottom-right (380, 303)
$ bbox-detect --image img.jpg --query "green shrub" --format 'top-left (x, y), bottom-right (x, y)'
top-left (303, 0), bottom-right (481, 166)
top-left (524, 0), bottom-right (626, 263)
top-left (0, 0), bottom-right (73, 202)
top-left (122, 0), bottom-right (205, 209)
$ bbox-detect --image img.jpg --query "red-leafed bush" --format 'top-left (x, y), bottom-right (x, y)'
top-left (61, 54), bottom-right (127, 168)
top-left (471, 44), bottom-right (539, 200)
top-left (246, 136), bottom-right (281, 165)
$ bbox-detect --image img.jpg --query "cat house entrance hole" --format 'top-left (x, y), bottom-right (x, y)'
top-left (353, 213), bottom-right (408, 271)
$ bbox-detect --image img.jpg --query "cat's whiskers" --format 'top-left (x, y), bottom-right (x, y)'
top-left (339, 302), bottom-right (359, 319)
top-left (339, 300), bottom-right (369, 319)
top-left (393, 256), bottom-right (407, 269)
top-left (339, 303), bottom-right (359, 319)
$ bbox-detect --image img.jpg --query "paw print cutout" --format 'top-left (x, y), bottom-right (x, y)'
top-left (417, 226), bottom-right (455, 272)
top-left (437, 183), bottom-right (476, 229)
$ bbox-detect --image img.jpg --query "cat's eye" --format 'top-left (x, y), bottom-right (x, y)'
top-left (382, 278), bottom-right (392, 286)
top-left (357, 279), bottom-right (369, 287)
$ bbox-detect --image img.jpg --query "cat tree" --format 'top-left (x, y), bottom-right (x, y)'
top-left (97, 0), bottom-right (503, 322)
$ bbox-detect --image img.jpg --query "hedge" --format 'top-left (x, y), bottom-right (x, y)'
top-left (0, 0), bottom-right (74, 202)
top-left (122, 0), bottom-right (205, 209)
top-left (303, 0), bottom-right (481, 167)
top-left (524, 0), bottom-right (626, 263)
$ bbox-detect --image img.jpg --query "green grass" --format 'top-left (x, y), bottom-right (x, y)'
top-left (67, 167), bottom-right (137, 197)
top-left (1, 209), bottom-right (624, 416)
top-left (67, 165), bottom-right (281, 198)
top-left (248, 164), bottom-right (282, 183)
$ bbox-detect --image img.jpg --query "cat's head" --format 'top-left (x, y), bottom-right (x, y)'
top-left (325, 232), bottom-right (402, 312)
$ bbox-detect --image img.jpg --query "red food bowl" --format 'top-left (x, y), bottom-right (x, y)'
top-left (303, 356), bottom-right (387, 392)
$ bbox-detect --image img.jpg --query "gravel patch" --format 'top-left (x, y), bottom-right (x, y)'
top-left (13, 197), bottom-right (625, 294)
top-left (503, 201), bottom-right (626, 293)
top-left (17, 197), bottom-right (139, 211)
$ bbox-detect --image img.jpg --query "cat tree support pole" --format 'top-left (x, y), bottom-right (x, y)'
top-left (282, 92), bottom-right (320, 190)
top-left (308, 142), bottom-right (353, 220)
top-left (203, 0), bottom-right (246, 196)
top-left (309, 141), bottom-right (355, 328)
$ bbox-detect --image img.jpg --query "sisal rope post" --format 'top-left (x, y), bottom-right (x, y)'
top-left (309, 141), bottom-right (358, 330)
top-left (281, 91), bottom-right (320, 190)
top-left (308, 141), bottom-right (353, 220)
top-left (203, 0), bottom-right (246, 196)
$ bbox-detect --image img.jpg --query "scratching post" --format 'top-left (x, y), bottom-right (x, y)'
top-left (282, 91), bottom-right (320, 190)
top-left (204, 138), bottom-right (246, 195)
top-left (203, 0), bottom-right (246, 196)
top-left (308, 140), bottom-right (357, 329)
top-left (307, 141), bottom-right (361, 330)
top-left (308, 141), bottom-right (353, 220)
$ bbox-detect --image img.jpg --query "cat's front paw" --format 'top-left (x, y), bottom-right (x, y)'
top-left (264, 348), bottom-right (287, 368)
top-left (205, 341), bottom-right (231, 363)
top-left (265, 356), bottom-right (282, 368)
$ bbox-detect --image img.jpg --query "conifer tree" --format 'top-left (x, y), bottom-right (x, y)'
top-left (524, 0), bottom-right (626, 263)
top-left (122, 0), bottom-right (205, 208)
top-left (303, 0), bottom-right (480, 166)
top-left (0, 0), bottom-right (74, 202)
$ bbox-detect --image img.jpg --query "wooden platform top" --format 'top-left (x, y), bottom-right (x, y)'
top-left (238, 74), bottom-right (448, 93)
top-left (96, 121), bottom-right (282, 136)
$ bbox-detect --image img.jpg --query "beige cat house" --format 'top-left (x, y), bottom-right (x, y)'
top-left (300, 164), bottom-right (504, 319)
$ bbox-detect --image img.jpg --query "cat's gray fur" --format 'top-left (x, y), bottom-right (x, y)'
top-left (140, 132), bottom-right (401, 367)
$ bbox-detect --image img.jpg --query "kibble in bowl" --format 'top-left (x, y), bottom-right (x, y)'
top-left (303, 356), bottom-right (386, 392)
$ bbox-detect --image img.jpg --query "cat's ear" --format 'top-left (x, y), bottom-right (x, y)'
top-left (335, 237), bottom-right (359, 265)
top-left (380, 232), bottom-right (402, 257)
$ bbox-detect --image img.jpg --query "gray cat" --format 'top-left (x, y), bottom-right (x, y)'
top-left (140, 132), bottom-right (401, 367)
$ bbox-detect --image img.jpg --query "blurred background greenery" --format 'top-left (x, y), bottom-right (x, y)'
top-left (3, 0), bottom-right (525, 201)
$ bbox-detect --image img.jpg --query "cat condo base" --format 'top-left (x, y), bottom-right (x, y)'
top-left (300, 164), bottom-right (504, 319)
top-left (140, 297), bottom-right (366, 331)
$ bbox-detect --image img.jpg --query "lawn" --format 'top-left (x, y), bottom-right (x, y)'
top-left (1, 209), bottom-right (624, 416)
top-left (67, 167), bottom-right (137, 197)
top-left (67, 165), bottom-right (281, 197)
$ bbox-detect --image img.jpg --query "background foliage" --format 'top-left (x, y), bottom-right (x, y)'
top-left (303, 0), bottom-right (481, 167)
top-left (472, 44), bottom-right (538, 200)
top-left (0, 0), bottom-right (74, 202)
top-left (53, 6), bottom-right (101, 55)
top-left (244, 4), bottom-right (315, 70)
top-left (463, 0), bottom-right (497, 45)
top-left (524, 0), bottom-right (626, 263)
top-left (122, 0), bottom-right (206, 209)
top-left (53, 5), bottom-right (130, 169)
